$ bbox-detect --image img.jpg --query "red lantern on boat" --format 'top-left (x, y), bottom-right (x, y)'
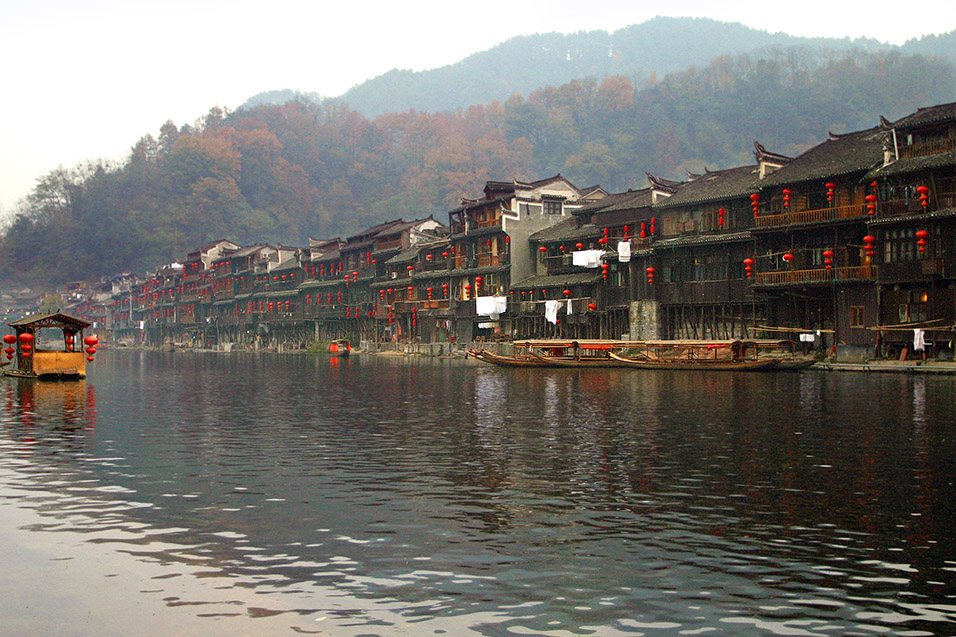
top-left (87, 356), bottom-right (94, 362)
top-left (19, 333), bottom-right (34, 344)
top-left (2, 334), bottom-right (15, 345)
top-left (84, 336), bottom-right (98, 347)
top-left (20, 343), bottom-right (32, 353)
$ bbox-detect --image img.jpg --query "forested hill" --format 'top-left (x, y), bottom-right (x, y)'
top-left (336, 17), bottom-right (892, 117)
top-left (3, 46), bottom-right (956, 287)
top-left (245, 17), bottom-right (956, 120)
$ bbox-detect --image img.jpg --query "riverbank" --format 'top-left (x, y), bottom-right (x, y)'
top-left (108, 340), bottom-right (956, 373)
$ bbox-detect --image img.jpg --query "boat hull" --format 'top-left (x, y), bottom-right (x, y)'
top-left (609, 351), bottom-right (777, 371)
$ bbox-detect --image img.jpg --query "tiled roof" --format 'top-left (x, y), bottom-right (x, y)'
top-left (867, 149), bottom-right (956, 179)
top-left (655, 165), bottom-right (759, 208)
top-left (759, 127), bottom-right (885, 187)
top-left (530, 218), bottom-right (601, 242)
top-left (510, 271), bottom-right (604, 289)
top-left (577, 188), bottom-right (654, 215)
top-left (650, 231), bottom-right (752, 250)
top-left (890, 101), bottom-right (956, 130)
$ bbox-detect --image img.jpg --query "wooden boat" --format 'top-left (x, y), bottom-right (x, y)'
top-left (329, 339), bottom-right (351, 357)
top-left (470, 348), bottom-right (555, 367)
top-left (3, 312), bottom-right (94, 380)
top-left (750, 339), bottom-right (817, 370)
top-left (513, 339), bottom-right (641, 367)
top-left (609, 339), bottom-right (777, 371)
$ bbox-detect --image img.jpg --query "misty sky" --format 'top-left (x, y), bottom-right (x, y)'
top-left (2, 0), bottom-right (955, 214)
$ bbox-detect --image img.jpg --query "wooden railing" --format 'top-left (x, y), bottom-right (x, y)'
top-left (898, 138), bottom-right (956, 159)
top-left (753, 264), bottom-right (875, 286)
top-left (475, 217), bottom-right (500, 229)
top-left (754, 204), bottom-right (866, 228)
top-left (477, 254), bottom-right (501, 267)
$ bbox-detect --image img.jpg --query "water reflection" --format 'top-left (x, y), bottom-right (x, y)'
top-left (1, 351), bottom-right (956, 635)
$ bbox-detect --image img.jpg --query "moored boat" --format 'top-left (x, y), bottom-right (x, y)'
top-left (329, 339), bottom-right (351, 357)
top-left (609, 339), bottom-right (777, 371)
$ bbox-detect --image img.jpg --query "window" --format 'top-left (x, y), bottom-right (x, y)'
top-left (883, 228), bottom-right (917, 263)
top-left (850, 306), bottom-right (865, 328)
top-left (543, 200), bottom-right (563, 215)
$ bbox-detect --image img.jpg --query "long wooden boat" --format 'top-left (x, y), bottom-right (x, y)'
top-left (750, 339), bottom-right (817, 370)
top-left (609, 351), bottom-right (777, 371)
top-left (470, 349), bottom-right (554, 367)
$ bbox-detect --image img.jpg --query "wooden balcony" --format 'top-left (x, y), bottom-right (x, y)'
top-left (752, 264), bottom-right (876, 286)
top-left (898, 138), bottom-right (956, 159)
top-left (477, 254), bottom-right (501, 268)
top-left (877, 191), bottom-right (956, 217)
top-left (475, 217), bottom-right (500, 229)
top-left (753, 204), bottom-right (867, 228)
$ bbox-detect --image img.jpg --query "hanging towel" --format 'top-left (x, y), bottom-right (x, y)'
top-left (567, 298), bottom-right (573, 315)
top-left (494, 296), bottom-right (508, 315)
top-left (572, 250), bottom-right (604, 268)
top-left (914, 328), bottom-right (926, 352)
top-left (475, 296), bottom-right (497, 316)
top-left (544, 300), bottom-right (559, 325)
top-left (618, 241), bottom-right (631, 263)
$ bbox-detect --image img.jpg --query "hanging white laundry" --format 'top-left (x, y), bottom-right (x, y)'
top-left (618, 241), bottom-right (631, 263)
top-left (544, 300), bottom-right (559, 325)
top-left (475, 296), bottom-right (497, 316)
top-left (493, 296), bottom-right (508, 315)
top-left (572, 250), bottom-right (604, 268)
top-left (567, 298), bottom-right (573, 315)
top-left (914, 328), bottom-right (926, 352)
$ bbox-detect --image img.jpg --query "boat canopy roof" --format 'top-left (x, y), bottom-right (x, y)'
top-left (7, 312), bottom-right (91, 332)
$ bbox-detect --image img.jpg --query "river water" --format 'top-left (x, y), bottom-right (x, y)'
top-left (1, 350), bottom-right (955, 635)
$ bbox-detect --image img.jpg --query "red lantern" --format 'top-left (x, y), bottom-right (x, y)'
top-left (783, 253), bottom-right (794, 263)
top-left (750, 193), bottom-right (760, 218)
top-left (20, 343), bottom-right (32, 353)
top-left (539, 246), bottom-right (547, 253)
top-left (782, 189), bottom-right (792, 210)
top-left (2, 334), bottom-right (15, 345)
top-left (87, 356), bottom-right (94, 362)
top-left (718, 208), bottom-right (725, 229)
top-left (84, 336), bottom-right (98, 346)
top-left (406, 265), bottom-right (414, 271)
top-left (576, 242), bottom-right (584, 249)
top-left (587, 303), bottom-right (597, 311)
top-left (645, 266), bottom-right (656, 283)
top-left (563, 289), bottom-right (571, 297)
top-left (640, 222), bottom-right (647, 239)
top-left (19, 333), bottom-right (34, 344)
top-left (85, 346), bottom-right (96, 355)
top-left (916, 229), bottom-right (929, 253)
top-left (4, 347), bottom-right (13, 356)
top-left (823, 249), bottom-right (834, 269)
